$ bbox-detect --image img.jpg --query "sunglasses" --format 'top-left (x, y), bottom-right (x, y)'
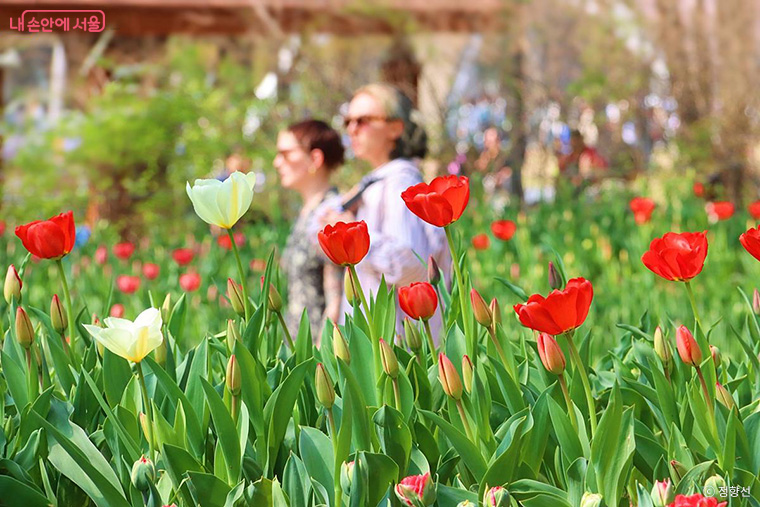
top-left (342, 115), bottom-right (388, 129)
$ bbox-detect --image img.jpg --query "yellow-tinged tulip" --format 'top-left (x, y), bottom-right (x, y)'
top-left (84, 308), bottom-right (163, 363)
top-left (186, 171), bottom-right (256, 229)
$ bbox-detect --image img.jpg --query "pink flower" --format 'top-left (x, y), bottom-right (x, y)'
top-left (110, 304), bottom-right (125, 318)
top-left (116, 275), bottom-right (141, 294)
top-left (179, 272), bottom-right (201, 292)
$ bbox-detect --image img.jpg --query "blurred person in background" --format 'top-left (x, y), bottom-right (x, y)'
top-left (275, 119), bottom-right (345, 341)
top-left (557, 129), bottom-right (608, 191)
top-left (320, 83), bottom-right (450, 336)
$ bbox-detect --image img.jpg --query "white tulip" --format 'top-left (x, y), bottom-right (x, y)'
top-left (186, 171), bottom-right (256, 229)
top-left (84, 308), bottom-right (163, 363)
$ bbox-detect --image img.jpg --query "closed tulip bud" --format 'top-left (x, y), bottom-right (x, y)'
top-left (548, 261), bottom-right (563, 290)
top-left (4, 265), bottom-right (22, 304)
top-left (226, 320), bottom-right (241, 351)
top-left (315, 363), bottom-right (335, 409)
top-left (710, 345), bottom-right (721, 369)
top-left (344, 271), bottom-right (359, 307)
top-left (537, 333), bottom-right (566, 375)
top-left (340, 460), bottom-right (355, 494)
top-left (676, 325), bottom-right (702, 367)
top-left (50, 294), bottom-right (67, 334)
top-left (379, 339), bottom-right (399, 379)
top-left (438, 353), bottom-right (463, 400)
top-left (580, 492), bottom-right (603, 507)
top-left (669, 460), bottom-right (687, 481)
top-left (404, 318), bottom-right (422, 351)
top-left (427, 255), bottom-right (441, 286)
top-left (226, 355), bottom-right (241, 396)
top-left (483, 486), bottom-right (510, 507)
top-left (227, 278), bottom-right (245, 317)
top-left (715, 382), bottom-right (735, 410)
top-left (456, 502), bottom-right (477, 507)
top-left (130, 455), bottom-right (155, 492)
top-left (653, 326), bottom-right (672, 371)
top-left (161, 293), bottom-right (172, 323)
top-left (462, 355), bottom-right (474, 394)
top-left (154, 339), bottom-right (167, 366)
top-left (332, 324), bottom-right (350, 365)
top-left (139, 412), bottom-right (154, 448)
top-left (489, 298), bottom-right (501, 327)
top-left (754, 289), bottom-right (760, 315)
top-left (15, 307), bottom-right (34, 349)
top-left (394, 473), bottom-right (436, 507)
top-left (260, 276), bottom-right (282, 312)
top-left (704, 475), bottom-right (727, 499)
top-left (651, 478), bottom-right (674, 507)
top-left (91, 313), bottom-right (102, 326)
top-left (470, 289), bottom-right (492, 327)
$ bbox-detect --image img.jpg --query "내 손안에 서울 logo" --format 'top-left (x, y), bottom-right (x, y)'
top-left (9, 10), bottom-right (105, 33)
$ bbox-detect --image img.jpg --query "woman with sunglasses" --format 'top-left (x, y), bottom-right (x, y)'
top-left (275, 119), bottom-right (346, 342)
top-left (321, 83), bottom-right (449, 334)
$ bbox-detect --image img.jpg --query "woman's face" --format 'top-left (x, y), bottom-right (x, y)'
top-left (274, 131), bottom-right (314, 190)
top-left (345, 93), bottom-right (401, 165)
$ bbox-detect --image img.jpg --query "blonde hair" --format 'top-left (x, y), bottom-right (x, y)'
top-left (353, 83), bottom-right (427, 159)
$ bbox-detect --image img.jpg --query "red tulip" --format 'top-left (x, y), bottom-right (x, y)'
top-left (95, 245), bottom-right (108, 265)
top-left (179, 272), bottom-right (201, 292)
top-left (670, 493), bottom-right (726, 507)
top-left (676, 325), bottom-right (702, 367)
top-left (113, 242), bottom-right (135, 260)
top-left (395, 472), bottom-right (436, 506)
top-left (513, 277), bottom-right (594, 335)
top-left (110, 304), bottom-right (125, 318)
top-left (401, 175), bottom-right (469, 227)
top-left (15, 211), bottom-right (75, 260)
top-left (491, 219), bottom-right (516, 241)
top-left (740, 227), bottom-right (760, 262)
top-left (249, 258), bottom-right (267, 272)
top-left (142, 263), bottom-right (160, 280)
top-left (172, 248), bottom-right (194, 266)
top-left (705, 201), bottom-right (734, 221)
top-left (641, 231), bottom-right (708, 282)
top-left (398, 282), bottom-right (438, 321)
top-left (629, 197), bottom-right (656, 224)
top-left (693, 182), bottom-right (705, 198)
top-left (537, 333), bottom-right (566, 375)
top-left (317, 221), bottom-right (370, 266)
top-left (217, 233), bottom-right (245, 250)
top-left (0, 220), bottom-right (6, 235)
top-left (116, 275), bottom-right (141, 294)
top-left (471, 233), bottom-right (490, 250)
top-left (749, 201), bottom-right (760, 220)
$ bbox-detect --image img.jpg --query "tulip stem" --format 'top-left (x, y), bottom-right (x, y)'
top-left (227, 229), bottom-right (250, 321)
top-left (444, 226), bottom-right (475, 364)
top-left (684, 281), bottom-right (703, 332)
top-left (487, 327), bottom-right (511, 378)
top-left (230, 394), bottom-right (239, 424)
top-left (276, 310), bottom-right (295, 350)
top-left (392, 378), bottom-right (402, 412)
top-left (565, 333), bottom-right (597, 436)
top-left (558, 374), bottom-right (579, 433)
top-left (422, 319), bottom-right (438, 365)
top-left (348, 265), bottom-right (382, 402)
top-left (455, 399), bottom-right (475, 443)
top-left (55, 260), bottom-right (77, 365)
top-left (135, 361), bottom-right (156, 463)
top-left (326, 407), bottom-right (342, 505)
top-left (696, 365), bottom-right (715, 419)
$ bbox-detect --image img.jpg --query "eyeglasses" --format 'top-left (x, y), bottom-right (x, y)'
top-left (342, 115), bottom-right (388, 130)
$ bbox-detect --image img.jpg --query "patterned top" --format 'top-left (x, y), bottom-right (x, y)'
top-left (282, 188), bottom-right (342, 340)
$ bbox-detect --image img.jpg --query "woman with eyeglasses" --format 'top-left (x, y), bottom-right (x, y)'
top-left (275, 119), bottom-right (345, 342)
top-left (321, 83), bottom-right (449, 334)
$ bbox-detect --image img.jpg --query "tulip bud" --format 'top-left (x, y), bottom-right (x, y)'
top-left (580, 492), bottom-right (603, 507)
top-left (4, 265), bottom-right (22, 304)
top-left (462, 355), bottom-right (474, 394)
top-left (332, 324), bottom-right (351, 365)
top-left (226, 319), bottom-right (241, 351)
top-left (456, 502), bottom-right (477, 507)
top-left (379, 339), bottom-right (399, 379)
top-left (676, 325), bottom-right (702, 367)
top-left (260, 276), bottom-right (282, 312)
top-left (339, 460), bottom-right (355, 495)
top-left (710, 345), bottom-right (721, 369)
top-left (438, 353), bottom-right (463, 401)
top-left (669, 460), bottom-right (687, 481)
top-left (315, 363), bottom-right (335, 409)
top-left (489, 298), bottom-right (501, 327)
top-left (537, 333), bottom-right (566, 375)
top-left (470, 289), bottom-right (492, 328)
top-left (15, 307), bottom-right (34, 349)
top-left (404, 318), bottom-right (422, 351)
top-left (427, 255), bottom-right (441, 286)
top-left (130, 455), bottom-right (155, 492)
top-left (653, 326), bottom-right (672, 371)
top-left (754, 289), bottom-right (760, 315)
top-left (394, 473), bottom-right (436, 507)
top-left (226, 355), bottom-right (241, 396)
top-left (344, 271), bottom-right (359, 307)
top-left (483, 486), bottom-right (510, 507)
top-left (154, 339), bottom-right (167, 366)
top-left (651, 478), bottom-right (674, 507)
top-left (715, 382), bottom-right (735, 410)
top-left (50, 294), bottom-right (68, 334)
top-left (227, 278), bottom-right (246, 317)
top-left (703, 475), bottom-right (727, 499)
top-left (548, 261), bottom-right (563, 290)
top-left (161, 293), bottom-right (172, 323)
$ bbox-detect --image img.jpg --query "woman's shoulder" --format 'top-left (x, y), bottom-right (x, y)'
top-left (381, 158), bottom-right (423, 186)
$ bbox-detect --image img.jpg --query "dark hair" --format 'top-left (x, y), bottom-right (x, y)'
top-left (287, 119), bottom-right (345, 171)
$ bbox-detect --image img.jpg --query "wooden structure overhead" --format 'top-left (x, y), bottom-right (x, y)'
top-left (1, 0), bottom-right (508, 35)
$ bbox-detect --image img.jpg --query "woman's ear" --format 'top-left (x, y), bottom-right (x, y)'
top-left (310, 149), bottom-right (325, 171)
